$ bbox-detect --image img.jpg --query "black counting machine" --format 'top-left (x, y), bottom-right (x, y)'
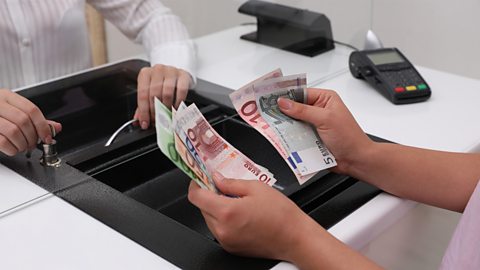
top-left (1, 60), bottom-right (384, 269)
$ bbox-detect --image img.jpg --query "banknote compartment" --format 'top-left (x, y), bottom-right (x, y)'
top-left (66, 108), bottom-right (307, 239)
top-left (68, 108), bottom-right (372, 239)
top-left (20, 67), bottom-right (143, 155)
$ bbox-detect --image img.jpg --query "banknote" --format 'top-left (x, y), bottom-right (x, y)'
top-left (173, 102), bottom-right (212, 182)
top-left (229, 69), bottom-right (287, 156)
top-left (175, 103), bottom-right (276, 186)
top-left (173, 132), bottom-right (216, 191)
top-left (229, 70), bottom-right (316, 184)
top-left (154, 98), bottom-right (208, 189)
top-left (253, 74), bottom-right (337, 176)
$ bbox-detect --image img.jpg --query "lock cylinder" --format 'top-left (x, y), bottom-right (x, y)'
top-left (40, 139), bottom-right (61, 167)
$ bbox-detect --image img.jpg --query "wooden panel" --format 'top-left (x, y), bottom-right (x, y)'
top-left (86, 4), bottom-right (107, 66)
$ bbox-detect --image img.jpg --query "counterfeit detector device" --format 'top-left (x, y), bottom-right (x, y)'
top-left (349, 48), bottom-right (431, 104)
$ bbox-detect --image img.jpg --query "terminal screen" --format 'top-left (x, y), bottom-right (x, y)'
top-left (367, 51), bottom-right (405, 66)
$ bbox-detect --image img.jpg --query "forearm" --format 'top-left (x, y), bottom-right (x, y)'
top-left (348, 142), bottom-right (480, 212)
top-left (287, 218), bottom-right (382, 270)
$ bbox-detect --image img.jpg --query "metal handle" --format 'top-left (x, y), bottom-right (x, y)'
top-left (105, 119), bottom-right (139, 147)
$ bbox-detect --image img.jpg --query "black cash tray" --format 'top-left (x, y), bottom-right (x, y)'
top-left (1, 60), bottom-right (382, 270)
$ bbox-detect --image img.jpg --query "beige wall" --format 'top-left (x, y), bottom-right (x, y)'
top-left (106, 0), bottom-right (372, 63)
top-left (372, 0), bottom-right (480, 80)
top-left (106, 0), bottom-right (480, 80)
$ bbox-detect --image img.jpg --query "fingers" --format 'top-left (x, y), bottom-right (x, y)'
top-left (136, 65), bottom-right (192, 128)
top-left (174, 71), bottom-right (191, 109)
top-left (188, 180), bottom-right (229, 217)
top-left (213, 173), bottom-right (253, 197)
top-left (149, 65), bottom-right (166, 122)
top-left (188, 179), bottom-right (201, 192)
top-left (0, 117), bottom-right (62, 157)
top-left (46, 120), bottom-right (62, 135)
top-left (305, 88), bottom-right (337, 107)
top-left (0, 90), bottom-right (60, 157)
top-left (161, 67), bottom-right (176, 110)
top-left (0, 118), bottom-right (27, 155)
top-left (278, 97), bottom-right (327, 128)
top-left (1, 91), bottom-right (56, 151)
top-left (0, 103), bottom-right (34, 150)
top-left (137, 67), bottom-right (152, 129)
top-left (277, 88), bottom-right (343, 128)
top-left (132, 108), bottom-right (142, 128)
top-left (6, 92), bottom-right (52, 143)
top-left (0, 135), bottom-right (17, 156)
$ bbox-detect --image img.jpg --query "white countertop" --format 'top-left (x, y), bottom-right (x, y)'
top-left (0, 194), bottom-right (177, 270)
top-left (315, 67), bottom-right (480, 153)
top-left (195, 25), bottom-right (353, 90)
top-left (0, 163), bottom-right (48, 215)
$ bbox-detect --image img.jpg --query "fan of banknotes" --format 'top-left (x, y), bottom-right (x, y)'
top-left (155, 69), bottom-right (336, 192)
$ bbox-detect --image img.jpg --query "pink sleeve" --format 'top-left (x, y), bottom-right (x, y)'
top-left (439, 179), bottom-right (480, 269)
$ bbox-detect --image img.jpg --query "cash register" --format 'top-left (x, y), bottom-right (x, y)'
top-left (1, 60), bottom-right (384, 269)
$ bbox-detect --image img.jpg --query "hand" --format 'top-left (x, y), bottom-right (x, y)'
top-left (278, 88), bottom-right (373, 174)
top-left (135, 64), bottom-right (192, 129)
top-left (0, 89), bottom-right (62, 156)
top-left (189, 174), bottom-right (383, 269)
top-left (188, 173), bottom-right (318, 261)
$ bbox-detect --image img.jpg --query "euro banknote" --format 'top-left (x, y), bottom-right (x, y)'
top-left (154, 98), bottom-right (209, 190)
top-left (229, 70), bottom-right (316, 184)
top-left (156, 98), bottom-right (277, 192)
top-left (229, 70), bottom-right (337, 184)
top-left (174, 103), bottom-right (276, 186)
top-left (253, 73), bottom-right (337, 176)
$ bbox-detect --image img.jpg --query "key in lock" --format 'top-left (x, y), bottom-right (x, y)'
top-left (40, 124), bottom-right (61, 167)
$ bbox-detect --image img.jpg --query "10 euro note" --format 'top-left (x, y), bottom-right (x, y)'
top-left (229, 69), bottom-right (316, 184)
top-left (173, 132), bottom-right (217, 191)
top-left (154, 98), bottom-right (211, 190)
top-left (229, 69), bottom-right (288, 158)
top-left (174, 103), bottom-right (276, 186)
top-left (173, 103), bottom-right (214, 183)
top-left (253, 73), bottom-right (337, 177)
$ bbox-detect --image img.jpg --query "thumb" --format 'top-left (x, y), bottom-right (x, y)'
top-left (46, 120), bottom-right (62, 136)
top-left (213, 172), bottom-right (252, 197)
top-left (278, 98), bottom-right (326, 127)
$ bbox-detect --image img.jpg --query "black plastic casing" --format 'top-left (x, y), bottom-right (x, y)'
top-left (349, 48), bottom-right (431, 104)
top-left (239, 0), bottom-right (334, 57)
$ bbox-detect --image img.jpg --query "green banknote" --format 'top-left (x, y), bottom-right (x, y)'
top-left (154, 98), bottom-right (206, 188)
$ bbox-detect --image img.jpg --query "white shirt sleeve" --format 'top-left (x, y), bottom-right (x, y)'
top-left (87, 0), bottom-right (196, 84)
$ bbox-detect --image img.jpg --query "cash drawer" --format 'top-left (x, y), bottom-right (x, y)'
top-left (1, 60), bottom-right (382, 270)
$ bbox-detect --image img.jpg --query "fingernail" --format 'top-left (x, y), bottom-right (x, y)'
top-left (278, 98), bottom-right (293, 110)
top-left (213, 172), bottom-right (224, 182)
top-left (141, 121), bottom-right (149, 130)
top-left (44, 135), bottom-right (52, 144)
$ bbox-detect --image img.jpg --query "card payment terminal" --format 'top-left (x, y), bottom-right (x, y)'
top-left (349, 48), bottom-right (431, 104)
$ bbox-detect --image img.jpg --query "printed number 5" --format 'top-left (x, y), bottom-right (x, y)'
top-left (324, 157), bottom-right (334, 165)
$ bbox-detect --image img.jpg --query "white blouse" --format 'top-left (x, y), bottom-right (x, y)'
top-left (0, 0), bottom-right (196, 90)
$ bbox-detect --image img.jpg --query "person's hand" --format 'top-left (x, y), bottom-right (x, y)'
top-left (135, 64), bottom-right (192, 129)
top-left (277, 88), bottom-right (373, 174)
top-left (0, 89), bottom-right (62, 156)
top-left (188, 173), bottom-right (320, 261)
top-left (189, 174), bottom-right (384, 269)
